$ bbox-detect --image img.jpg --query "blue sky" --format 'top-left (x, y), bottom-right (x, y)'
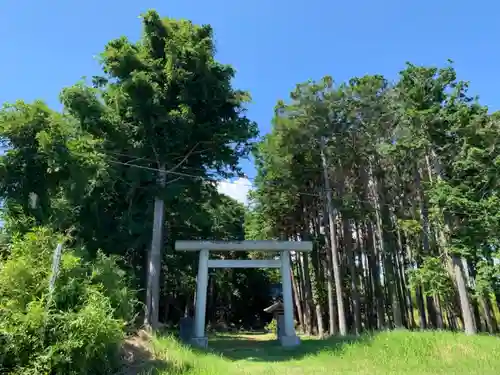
top-left (0, 0), bottom-right (497, 195)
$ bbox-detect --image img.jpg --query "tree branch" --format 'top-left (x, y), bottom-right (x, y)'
top-left (167, 142), bottom-right (200, 173)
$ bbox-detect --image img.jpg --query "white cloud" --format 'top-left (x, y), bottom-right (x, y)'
top-left (217, 177), bottom-right (252, 206)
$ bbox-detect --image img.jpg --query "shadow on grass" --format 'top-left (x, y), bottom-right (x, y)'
top-left (210, 330), bottom-right (268, 337)
top-left (195, 333), bottom-right (373, 363)
top-left (119, 338), bottom-right (192, 375)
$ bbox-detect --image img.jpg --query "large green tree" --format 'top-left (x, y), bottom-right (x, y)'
top-left (0, 10), bottom-right (260, 330)
top-left (59, 10), bottom-right (257, 329)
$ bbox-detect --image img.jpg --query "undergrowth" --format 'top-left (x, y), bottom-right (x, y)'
top-left (0, 227), bottom-right (137, 374)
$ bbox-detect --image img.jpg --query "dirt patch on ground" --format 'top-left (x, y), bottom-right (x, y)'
top-left (118, 330), bottom-right (167, 375)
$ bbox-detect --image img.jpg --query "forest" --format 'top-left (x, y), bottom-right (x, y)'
top-left (248, 68), bottom-right (500, 337)
top-left (0, 9), bottom-right (499, 375)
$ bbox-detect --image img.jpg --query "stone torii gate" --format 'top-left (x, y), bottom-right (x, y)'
top-left (175, 240), bottom-right (312, 348)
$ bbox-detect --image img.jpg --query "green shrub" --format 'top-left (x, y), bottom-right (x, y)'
top-left (264, 318), bottom-right (277, 334)
top-left (0, 227), bottom-right (137, 374)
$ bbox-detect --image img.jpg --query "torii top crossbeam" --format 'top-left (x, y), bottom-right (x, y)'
top-left (175, 240), bottom-right (312, 252)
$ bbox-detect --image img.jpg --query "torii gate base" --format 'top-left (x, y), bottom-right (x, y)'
top-left (175, 240), bottom-right (312, 348)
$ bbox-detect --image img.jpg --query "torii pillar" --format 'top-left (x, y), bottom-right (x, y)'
top-left (175, 240), bottom-right (312, 348)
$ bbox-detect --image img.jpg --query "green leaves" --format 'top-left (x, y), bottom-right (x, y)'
top-left (249, 60), bottom-right (500, 333)
top-left (474, 260), bottom-right (497, 296)
top-left (0, 101), bottom-right (106, 232)
top-left (85, 10), bottom-right (257, 170)
top-left (0, 227), bottom-right (135, 374)
top-left (408, 257), bottom-right (453, 299)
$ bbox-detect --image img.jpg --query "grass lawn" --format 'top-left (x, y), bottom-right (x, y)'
top-left (131, 330), bottom-right (500, 375)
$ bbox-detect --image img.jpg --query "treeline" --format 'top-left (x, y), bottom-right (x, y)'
top-left (247, 66), bottom-right (500, 336)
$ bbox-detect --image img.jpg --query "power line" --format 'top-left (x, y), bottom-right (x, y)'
top-left (106, 156), bottom-right (492, 218)
top-left (1, 145), bottom-right (493, 217)
top-left (107, 158), bottom-right (321, 197)
top-left (108, 159), bottom-right (208, 180)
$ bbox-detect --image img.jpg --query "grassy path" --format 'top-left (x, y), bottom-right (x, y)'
top-left (132, 330), bottom-right (500, 375)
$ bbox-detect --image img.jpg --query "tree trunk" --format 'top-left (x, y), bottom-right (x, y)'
top-left (367, 220), bottom-right (386, 329)
top-left (415, 167), bottom-right (433, 255)
top-left (343, 217), bottom-right (361, 334)
top-left (307, 237), bottom-right (324, 336)
top-left (494, 293), bottom-right (500, 311)
top-left (324, 231), bottom-right (338, 335)
top-left (452, 254), bottom-right (477, 335)
top-left (355, 221), bottom-right (368, 331)
top-left (291, 259), bottom-right (305, 331)
top-left (416, 286), bottom-right (427, 329)
top-left (359, 165), bottom-right (385, 330)
top-left (395, 228), bottom-right (411, 328)
top-left (320, 137), bottom-right (347, 336)
top-left (295, 254), bottom-right (308, 333)
top-left (426, 150), bottom-right (477, 335)
top-left (446, 307), bottom-right (457, 330)
top-left (426, 296), bottom-right (438, 329)
top-left (299, 252), bottom-right (314, 335)
top-left (315, 303), bottom-right (325, 337)
top-left (361, 222), bottom-right (374, 329)
top-left (434, 294), bottom-right (444, 329)
top-left (480, 295), bottom-right (496, 334)
top-left (371, 163), bottom-right (403, 329)
top-left (145, 163), bottom-right (166, 330)
top-left (401, 240), bottom-right (416, 329)
top-left (488, 297), bottom-right (498, 332)
top-left (208, 274), bottom-right (216, 324)
top-left (308, 213), bottom-right (326, 337)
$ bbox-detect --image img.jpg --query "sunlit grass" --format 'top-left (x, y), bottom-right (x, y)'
top-left (141, 330), bottom-right (500, 375)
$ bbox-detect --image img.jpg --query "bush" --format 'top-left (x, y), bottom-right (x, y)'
top-left (0, 227), bottom-right (136, 374)
top-left (264, 319), bottom-right (277, 334)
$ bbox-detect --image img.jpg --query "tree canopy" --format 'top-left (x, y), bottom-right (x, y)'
top-left (250, 63), bottom-right (500, 335)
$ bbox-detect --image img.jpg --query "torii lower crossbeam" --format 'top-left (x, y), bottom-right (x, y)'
top-left (175, 240), bottom-right (312, 348)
